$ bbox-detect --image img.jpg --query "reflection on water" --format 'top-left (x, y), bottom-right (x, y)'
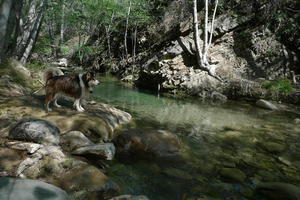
top-left (93, 76), bottom-right (293, 131)
top-left (92, 75), bottom-right (300, 200)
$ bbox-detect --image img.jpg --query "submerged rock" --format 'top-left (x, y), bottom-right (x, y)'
top-left (259, 142), bottom-right (286, 153)
top-left (256, 99), bottom-right (278, 110)
top-left (0, 177), bottom-right (71, 200)
top-left (113, 129), bottom-right (182, 159)
top-left (60, 131), bottom-right (93, 151)
top-left (109, 195), bottom-right (149, 200)
top-left (9, 118), bottom-right (60, 145)
top-left (59, 165), bottom-right (119, 199)
top-left (219, 168), bottom-right (247, 183)
top-left (72, 143), bottom-right (115, 160)
top-left (256, 182), bottom-right (300, 200)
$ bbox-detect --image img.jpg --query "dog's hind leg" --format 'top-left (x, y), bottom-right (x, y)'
top-left (53, 94), bottom-right (61, 108)
top-left (79, 99), bottom-right (85, 111)
top-left (74, 99), bottom-right (84, 112)
top-left (45, 93), bottom-right (54, 112)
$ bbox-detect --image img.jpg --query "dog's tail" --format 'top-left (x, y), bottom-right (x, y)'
top-left (43, 67), bottom-right (64, 83)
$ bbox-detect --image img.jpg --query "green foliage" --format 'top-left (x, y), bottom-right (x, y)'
top-left (263, 79), bottom-right (294, 95)
top-left (34, 37), bottom-right (52, 54)
top-left (63, 158), bottom-right (76, 164)
top-left (27, 61), bottom-right (46, 70)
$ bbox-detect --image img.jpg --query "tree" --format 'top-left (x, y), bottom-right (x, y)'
top-left (193, 0), bottom-right (220, 81)
top-left (0, 0), bottom-right (21, 63)
top-left (15, 0), bottom-right (46, 64)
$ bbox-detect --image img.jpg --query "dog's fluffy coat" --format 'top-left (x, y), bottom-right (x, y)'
top-left (44, 68), bottom-right (99, 112)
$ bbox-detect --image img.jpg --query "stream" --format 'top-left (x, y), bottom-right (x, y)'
top-left (92, 75), bottom-right (300, 200)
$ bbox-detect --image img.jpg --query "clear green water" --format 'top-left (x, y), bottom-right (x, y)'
top-left (92, 75), bottom-right (300, 200)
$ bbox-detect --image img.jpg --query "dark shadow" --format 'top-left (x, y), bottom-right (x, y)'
top-left (33, 186), bottom-right (58, 200)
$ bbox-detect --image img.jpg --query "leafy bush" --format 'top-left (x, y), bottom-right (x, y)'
top-left (27, 61), bottom-right (46, 70)
top-left (263, 79), bottom-right (294, 95)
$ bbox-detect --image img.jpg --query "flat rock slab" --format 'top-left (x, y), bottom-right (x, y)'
top-left (72, 143), bottom-right (115, 160)
top-left (0, 177), bottom-right (72, 200)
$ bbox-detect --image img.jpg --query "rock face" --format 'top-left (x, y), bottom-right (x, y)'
top-left (9, 118), bottom-right (60, 145)
top-left (0, 177), bottom-right (71, 200)
top-left (73, 143), bottom-right (115, 160)
top-left (256, 99), bottom-right (278, 110)
top-left (113, 129), bottom-right (182, 159)
top-left (256, 182), bottom-right (300, 200)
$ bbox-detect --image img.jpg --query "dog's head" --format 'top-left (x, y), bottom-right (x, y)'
top-left (84, 72), bottom-right (100, 93)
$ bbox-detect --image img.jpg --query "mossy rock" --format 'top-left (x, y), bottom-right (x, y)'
top-left (259, 142), bottom-right (286, 153)
top-left (219, 168), bottom-right (247, 183)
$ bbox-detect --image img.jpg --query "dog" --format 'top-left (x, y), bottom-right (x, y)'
top-left (44, 68), bottom-right (99, 112)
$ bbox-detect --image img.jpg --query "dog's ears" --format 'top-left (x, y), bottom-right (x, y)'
top-left (86, 71), bottom-right (96, 79)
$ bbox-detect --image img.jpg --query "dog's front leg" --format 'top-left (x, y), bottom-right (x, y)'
top-left (79, 99), bottom-right (85, 111)
top-left (74, 99), bottom-right (84, 112)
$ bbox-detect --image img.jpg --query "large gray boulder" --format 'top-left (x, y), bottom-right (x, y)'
top-left (9, 118), bottom-right (60, 145)
top-left (0, 177), bottom-right (72, 200)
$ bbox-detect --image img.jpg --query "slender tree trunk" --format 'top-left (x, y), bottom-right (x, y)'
top-left (133, 24), bottom-right (137, 59)
top-left (20, 13), bottom-right (43, 63)
top-left (60, 0), bottom-right (65, 44)
top-left (124, 0), bottom-right (131, 59)
top-left (193, 0), bottom-right (204, 68)
top-left (204, 0), bottom-right (218, 58)
top-left (0, 0), bottom-right (14, 62)
top-left (105, 11), bottom-right (114, 59)
top-left (15, 0), bottom-right (46, 64)
top-left (193, 0), bottom-right (221, 80)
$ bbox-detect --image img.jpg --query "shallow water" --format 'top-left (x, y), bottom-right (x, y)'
top-left (92, 75), bottom-right (300, 200)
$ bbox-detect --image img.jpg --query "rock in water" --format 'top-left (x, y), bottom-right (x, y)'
top-left (219, 168), bottom-right (247, 183)
top-left (256, 99), bottom-right (278, 110)
top-left (9, 118), bottom-right (60, 145)
top-left (60, 131), bottom-right (93, 151)
top-left (113, 129), bottom-right (182, 159)
top-left (109, 195), bottom-right (150, 200)
top-left (256, 182), bottom-right (300, 200)
top-left (72, 143), bottom-right (115, 160)
top-left (0, 177), bottom-right (71, 200)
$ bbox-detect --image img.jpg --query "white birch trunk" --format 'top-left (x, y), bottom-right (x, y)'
top-left (124, 0), bottom-right (131, 59)
top-left (193, 0), bottom-right (204, 67)
top-left (60, 0), bottom-right (65, 44)
top-left (204, 0), bottom-right (218, 58)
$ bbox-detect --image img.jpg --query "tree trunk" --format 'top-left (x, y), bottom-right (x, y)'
top-left (60, 0), bottom-right (65, 44)
top-left (193, 0), bottom-right (221, 80)
top-left (193, 0), bottom-right (204, 68)
top-left (124, 0), bottom-right (131, 59)
top-left (15, 0), bottom-right (45, 64)
top-left (133, 24), bottom-right (137, 59)
top-left (20, 12), bottom-right (43, 63)
top-left (0, 0), bottom-right (14, 62)
top-left (204, 0), bottom-right (218, 58)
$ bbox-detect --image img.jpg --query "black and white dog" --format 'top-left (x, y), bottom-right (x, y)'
top-left (44, 68), bottom-right (99, 112)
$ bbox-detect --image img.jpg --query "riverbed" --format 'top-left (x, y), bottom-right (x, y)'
top-left (92, 75), bottom-right (300, 200)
